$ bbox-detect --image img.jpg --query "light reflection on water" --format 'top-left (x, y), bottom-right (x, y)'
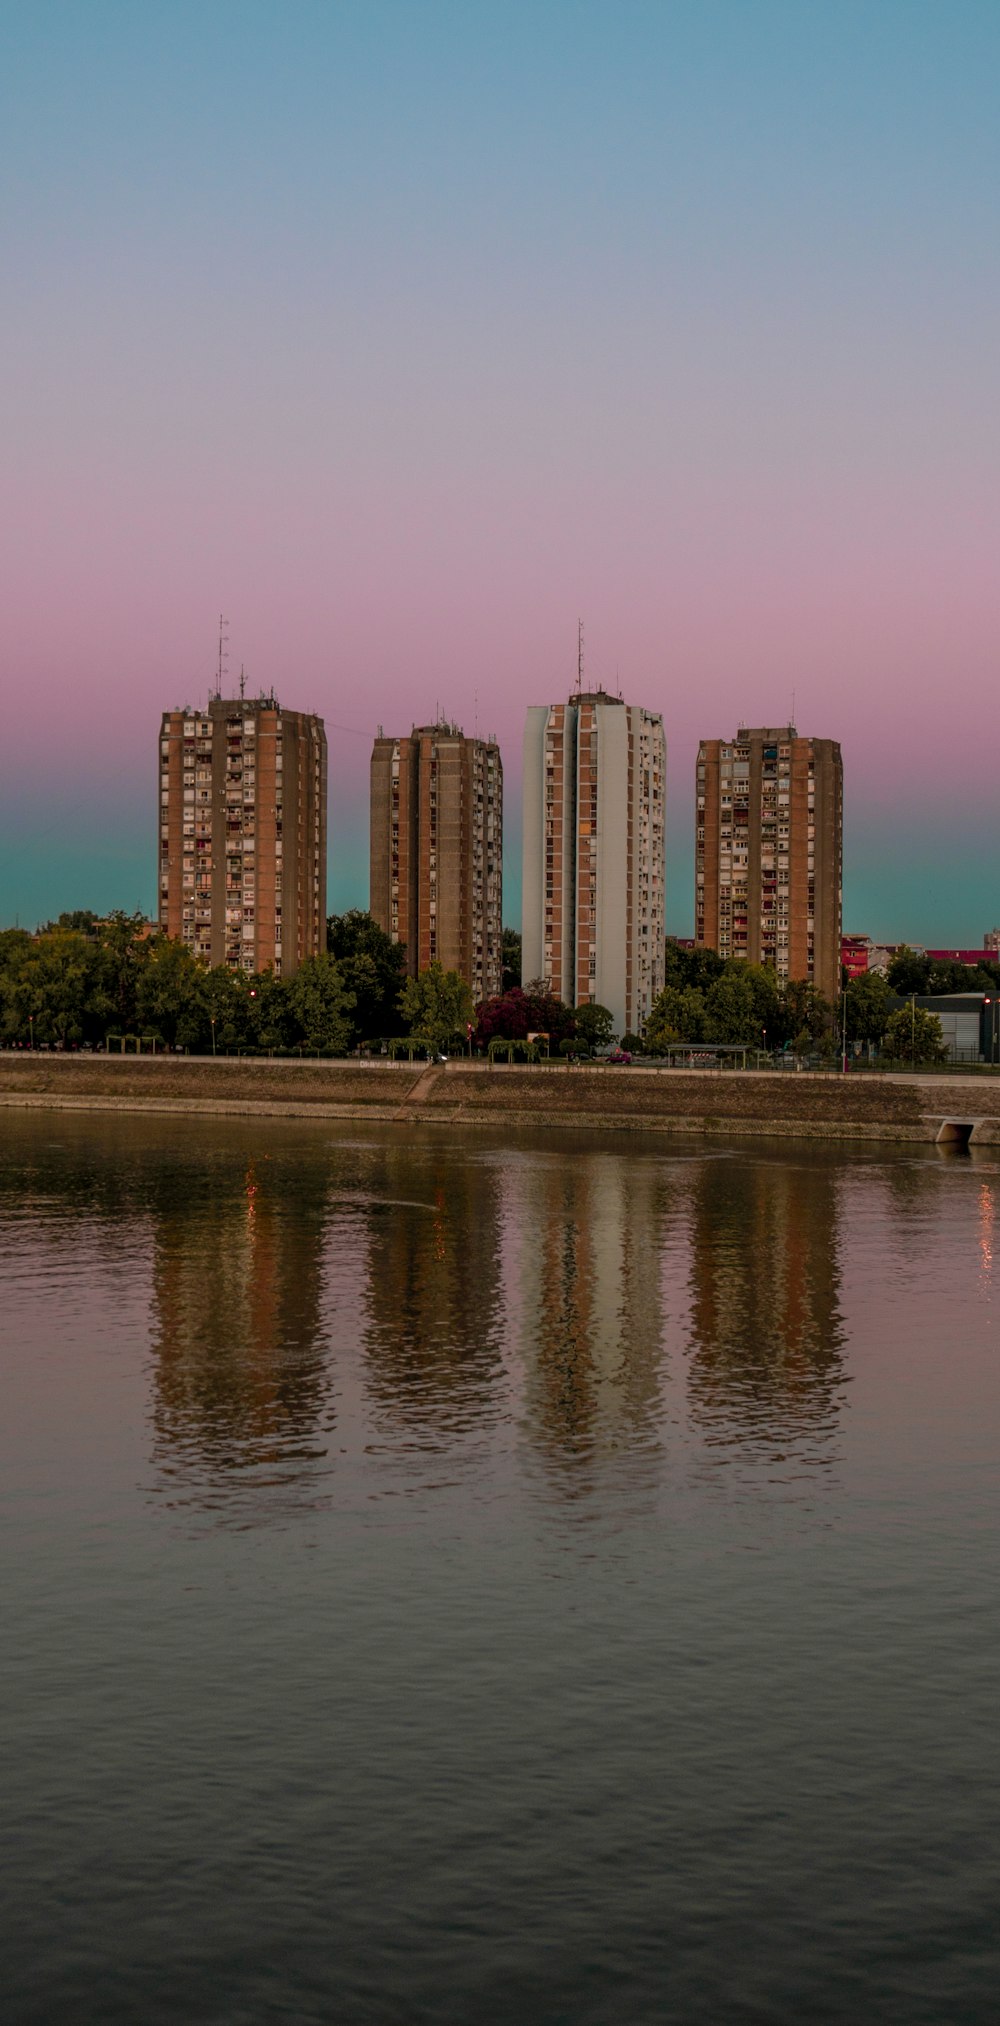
top-left (2, 1113), bottom-right (999, 2025)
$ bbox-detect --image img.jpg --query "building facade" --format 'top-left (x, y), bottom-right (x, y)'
top-left (841, 934), bottom-right (871, 979)
top-left (695, 725), bottom-right (842, 1002)
top-left (522, 691), bottom-right (666, 1037)
top-left (158, 695), bottom-right (327, 977)
top-left (369, 722), bottom-right (502, 1002)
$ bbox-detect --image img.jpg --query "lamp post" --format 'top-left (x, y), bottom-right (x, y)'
top-left (842, 985), bottom-right (848, 1074)
top-left (910, 993), bottom-right (916, 1069)
top-left (210, 1014), bottom-right (216, 1057)
top-left (29, 1012), bottom-right (35, 1051)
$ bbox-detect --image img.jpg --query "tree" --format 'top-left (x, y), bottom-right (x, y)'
top-left (663, 939), bottom-right (725, 991)
top-left (135, 936), bottom-right (209, 1050)
top-left (88, 911), bottom-right (151, 1037)
top-left (781, 977), bottom-right (831, 1048)
top-left (703, 969), bottom-right (758, 1043)
top-left (326, 910), bottom-right (407, 1041)
top-left (883, 1005), bottom-right (947, 1064)
top-left (573, 1002), bottom-right (615, 1050)
top-left (286, 954), bottom-right (355, 1053)
top-left (501, 927), bottom-right (522, 988)
top-left (247, 969), bottom-right (297, 1053)
top-left (50, 910), bottom-right (100, 936)
top-left (474, 982), bottom-right (574, 1048)
top-left (845, 971), bottom-right (892, 1045)
top-left (886, 947), bottom-right (932, 995)
top-left (518, 981), bottom-right (576, 1044)
top-left (2, 930), bottom-right (94, 1047)
top-left (401, 961), bottom-right (473, 1055)
top-left (645, 985), bottom-right (708, 1050)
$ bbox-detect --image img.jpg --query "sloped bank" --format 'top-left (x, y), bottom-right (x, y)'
top-left (3, 1054), bottom-right (997, 1144)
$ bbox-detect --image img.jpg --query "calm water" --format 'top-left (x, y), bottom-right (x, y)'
top-left (2, 1112), bottom-right (998, 2025)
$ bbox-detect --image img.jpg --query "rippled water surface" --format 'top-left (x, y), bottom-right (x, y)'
top-left (2, 1112), bottom-right (998, 2023)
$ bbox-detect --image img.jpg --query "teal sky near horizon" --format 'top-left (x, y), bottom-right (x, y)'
top-left (1, 1), bottom-right (999, 941)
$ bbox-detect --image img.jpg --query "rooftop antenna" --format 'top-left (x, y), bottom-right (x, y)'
top-left (215, 614), bottom-right (228, 701)
top-left (239, 664), bottom-right (246, 701)
top-left (577, 617), bottom-right (584, 692)
top-left (474, 688), bottom-right (479, 738)
top-left (791, 686), bottom-right (796, 731)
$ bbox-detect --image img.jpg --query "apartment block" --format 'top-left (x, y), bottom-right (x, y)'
top-left (158, 695), bottom-right (327, 977)
top-left (369, 722), bottom-right (502, 1001)
top-left (522, 691), bottom-right (666, 1037)
top-left (695, 725), bottom-right (842, 1001)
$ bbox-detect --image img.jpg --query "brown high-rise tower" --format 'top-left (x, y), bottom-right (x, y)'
top-left (158, 694), bottom-right (326, 977)
top-left (369, 721), bottom-right (502, 1002)
top-left (695, 725), bottom-right (842, 1001)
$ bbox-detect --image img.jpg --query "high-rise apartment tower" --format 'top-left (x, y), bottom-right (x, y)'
top-left (522, 691), bottom-right (666, 1037)
top-left (158, 694), bottom-right (327, 976)
top-left (369, 722), bottom-right (503, 1001)
top-left (695, 724), bottom-right (842, 1000)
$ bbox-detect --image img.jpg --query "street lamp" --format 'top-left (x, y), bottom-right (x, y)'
top-left (210, 1014), bottom-right (217, 1057)
top-left (29, 1012), bottom-right (35, 1050)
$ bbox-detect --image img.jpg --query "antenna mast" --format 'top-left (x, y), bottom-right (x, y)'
top-left (239, 664), bottom-right (246, 701)
top-left (215, 615), bottom-right (229, 700)
top-left (577, 617), bottom-right (584, 692)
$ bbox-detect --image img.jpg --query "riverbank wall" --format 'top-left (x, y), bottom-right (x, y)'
top-left (4, 1055), bottom-right (1000, 1145)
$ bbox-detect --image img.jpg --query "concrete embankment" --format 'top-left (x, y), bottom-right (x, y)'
top-left (4, 1054), bottom-right (1000, 1145)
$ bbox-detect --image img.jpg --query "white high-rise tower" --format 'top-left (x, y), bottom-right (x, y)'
top-left (522, 687), bottom-right (666, 1037)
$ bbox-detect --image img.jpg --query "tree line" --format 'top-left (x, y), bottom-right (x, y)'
top-left (0, 916), bottom-right (961, 1063)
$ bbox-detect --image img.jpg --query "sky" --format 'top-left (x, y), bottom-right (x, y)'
top-left (2, 0), bottom-right (999, 942)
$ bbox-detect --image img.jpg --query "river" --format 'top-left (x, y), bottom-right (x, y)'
top-left (2, 1111), bottom-right (998, 2023)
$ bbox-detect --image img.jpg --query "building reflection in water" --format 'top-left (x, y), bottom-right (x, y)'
top-left (684, 1154), bottom-right (846, 1468)
top-left (149, 1155), bottom-right (332, 1513)
top-left (515, 1151), bottom-right (672, 1483)
top-left (360, 1146), bottom-right (506, 1444)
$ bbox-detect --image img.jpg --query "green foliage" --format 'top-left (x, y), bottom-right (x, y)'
top-left (501, 927), bottom-right (522, 988)
top-left (48, 910), bottom-right (100, 936)
top-left (663, 939), bottom-right (726, 991)
top-left (326, 910), bottom-right (407, 1041)
top-left (886, 948), bottom-right (931, 994)
top-left (573, 1002), bottom-right (615, 1050)
top-left (845, 971), bottom-right (893, 1044)
top-left (401, 961), bottom-right (474, 1054)
top-left (0, 916), bottom-right (356, 1055)
top-left (883, 1005), bottom-right (948, 1064)
top-left (703, 968), bottom-right (759, 1043)
top-left (3, 930), bottom-right (93, 1047)
top-left (135, 937), bottom-right (211, 1051)
top-left (286, 954), bottom-right (355, 1053)
top-left (645, 986), bottom-right (708, 1050)
top-left (645, 960), bottom-right (833, 1051)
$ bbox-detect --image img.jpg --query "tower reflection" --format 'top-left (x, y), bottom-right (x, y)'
top-left (149, 1154), bottom-right (332, 1509)
top-left (361, 1145), bottom-right (505, 1441)
top-left (685, 1153), bottom-right (846, 1463)
top-left (516, 1151), bottom-right (670, 1478)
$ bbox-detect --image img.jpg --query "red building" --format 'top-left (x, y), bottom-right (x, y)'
top-left (841, 935), bottom-right (871, 979)
top-left (926, 949), bottom-right (997, 966)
